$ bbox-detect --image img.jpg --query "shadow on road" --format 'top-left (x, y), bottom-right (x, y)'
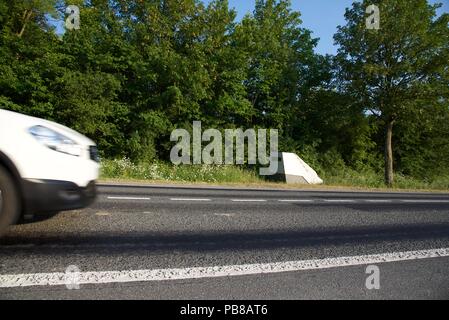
top-left (1, 223), bottom-right (449, 255)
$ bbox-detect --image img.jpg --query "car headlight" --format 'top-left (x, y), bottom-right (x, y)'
top-left (28, 125), bottom-right (82, 157)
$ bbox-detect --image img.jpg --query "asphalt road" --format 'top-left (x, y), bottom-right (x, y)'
top-left (1, 183), bottom-right (449, 300)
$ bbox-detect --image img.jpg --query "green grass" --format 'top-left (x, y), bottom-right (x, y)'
top-left (321, 167), bottom-right (449, 191)
top-left (100, 158), bottom-right (449, 191)
top-left (100, 158), bottom-right (262, 184)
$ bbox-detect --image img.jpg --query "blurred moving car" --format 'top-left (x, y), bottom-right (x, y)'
top-left (0, 110), bottom-right (99, 236)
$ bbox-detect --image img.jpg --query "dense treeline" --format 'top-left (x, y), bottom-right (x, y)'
top-left (0, 0), bottom-right (448, 186)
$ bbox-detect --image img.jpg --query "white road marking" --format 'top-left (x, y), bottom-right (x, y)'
top-left (400, 200), bottom-right (449, 204)
top-left (104, 196), bottom-right (449, 205)
top-left (324, 200), bottom-right (356, 203)
top-left (95, 212), bottom-right (111, 216)
top-left (278, 200), bottom-right (314, 203)
top-left (170, 198), bottom-right (211, 202)
top-left (1, 248), bottom-right (448, 288)
top-left (214, 213), bottom-right (235, 217)
top-left (107, 197), bottom-right (151, 201)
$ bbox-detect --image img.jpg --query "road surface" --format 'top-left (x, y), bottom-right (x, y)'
top-left (1, 184), bottom-right (449, 300)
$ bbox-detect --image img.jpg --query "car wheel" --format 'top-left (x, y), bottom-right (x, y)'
top-left (0, 166), bottom-right (21, 236)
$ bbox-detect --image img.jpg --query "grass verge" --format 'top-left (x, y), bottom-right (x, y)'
top-left (100, 158), bottom-right (449, 192)
top-left (100, 158), bottom-right (262, 184)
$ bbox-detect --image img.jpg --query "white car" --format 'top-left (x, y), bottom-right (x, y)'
top-left (0, 109), bottom-right (99, 236)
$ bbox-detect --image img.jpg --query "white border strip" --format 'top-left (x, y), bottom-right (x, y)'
top-left (1, 248), bottom-right (449, 288)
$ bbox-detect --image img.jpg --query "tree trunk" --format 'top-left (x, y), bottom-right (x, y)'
top-left (384, 120), bottom-right (394, 187)
top-left (17, 10), bottom-right (33, 38)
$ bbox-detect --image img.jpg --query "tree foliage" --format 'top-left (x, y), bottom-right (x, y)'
top-left (334, 0), bottom-right (449, 185)
top-left (0, 0), bottom-right (448, 185)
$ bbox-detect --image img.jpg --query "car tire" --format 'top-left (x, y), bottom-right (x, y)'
top-left (0, 166), bottom-right (21, 237)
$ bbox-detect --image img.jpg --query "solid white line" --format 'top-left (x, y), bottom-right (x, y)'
top-left (1, 248), bottom-right (448, 288)
top-left (107, 197), bottom-right (151, 201)
top-left (170, 198), bottom-right (211, 202)
top-left (231, 199), bottom-right (267, 202)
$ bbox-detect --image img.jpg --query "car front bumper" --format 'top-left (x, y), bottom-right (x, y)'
top-left (21, 179), bottom-right (97, 215)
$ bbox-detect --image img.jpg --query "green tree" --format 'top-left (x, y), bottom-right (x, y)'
top-left (236, 0), bottom-right (319, 145)
top-left (334, 0), bottom-right (449, 186)
top-left (53, 0), bottom-right (133, 157)
top-left (0, 0), bottom-right (60, 117)
top-left (200, 0), bottom-right (254, 128)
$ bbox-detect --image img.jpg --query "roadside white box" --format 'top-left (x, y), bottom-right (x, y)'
top-left (273, 152), bottom-right (324, 185)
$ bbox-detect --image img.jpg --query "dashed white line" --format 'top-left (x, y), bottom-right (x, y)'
top-left (105, 196), bottom-right (449, 205)
top-left (400, 200), bottom-right (449, 204)
top-left (1, 248), bottom-right (448, 288)
top-left (170, 198), bottom-right (211, 202)
top-left (107, 197), bottom-right (151, 201)
top-left (213, 213), bottom-right (235, 217)
top-left (278, 200), bottom-right (314, 203)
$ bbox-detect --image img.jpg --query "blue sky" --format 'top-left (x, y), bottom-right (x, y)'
top-left (213, 0), bottom-right (449, 55)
